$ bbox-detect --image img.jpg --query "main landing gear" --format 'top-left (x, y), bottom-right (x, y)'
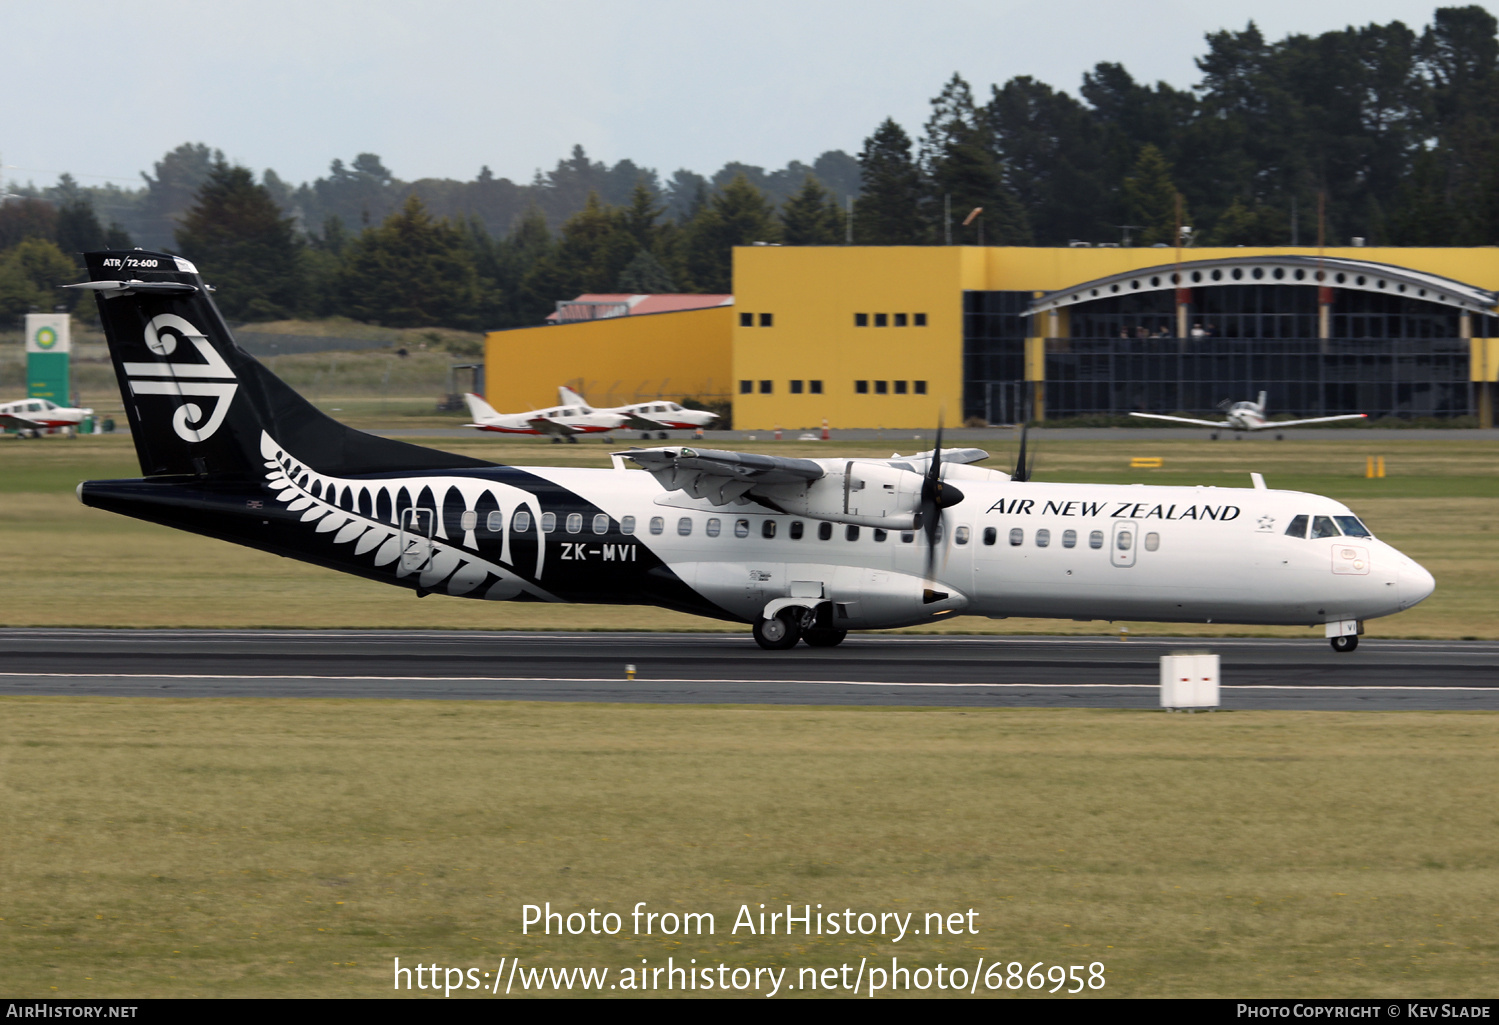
top-left (752, 608), bottom-right (850, 650)
top-left (1330, 634), bottom-right (1359, 653)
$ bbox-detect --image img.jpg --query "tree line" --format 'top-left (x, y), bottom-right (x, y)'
top-left (2, 4), bottom-right (1496, 331)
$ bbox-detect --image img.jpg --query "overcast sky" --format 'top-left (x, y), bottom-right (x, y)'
top-left (0, 0), bottom-right (1465, 190)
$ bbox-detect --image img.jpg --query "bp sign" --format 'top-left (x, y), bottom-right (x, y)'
top-left (24, 313), bottom-right (71, 403)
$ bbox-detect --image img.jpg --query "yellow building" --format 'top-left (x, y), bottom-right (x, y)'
top-left (487, 245), bottom-right (1499, 429)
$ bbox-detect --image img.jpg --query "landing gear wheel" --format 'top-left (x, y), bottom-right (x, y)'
top-left (752, 610), bottom-right (802, 650)
top-left (802, 628), bottom-right (848, 648)
top-left (640, 432), bottom-right (651, 440)
top-left (1210, 432), bottom-right (1218, 440)
top-left (550, 437), bottom-right (562, 444)
top-left (1276, 432), bottom-right (1285, 441)
top-left (566, 435), bottom-right (578, 444)
top-left (1330, 634), bottom-right (1359, 653)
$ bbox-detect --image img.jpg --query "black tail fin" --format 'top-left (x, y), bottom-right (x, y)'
top-left (75, 250), bottom-right (491, 478)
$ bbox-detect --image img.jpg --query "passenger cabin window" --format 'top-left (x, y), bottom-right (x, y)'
top-left (983, 527), bottom-right (997, 545)
top-left (620, 515), bottom-right (635, 535)
top-left (1009, 528), bottom-right (1023, 546)
top-left (901, 532), bottom-right (914, 543)
top-left (790, 521), bottom-right (804, 539)
top-left (541, 512), bottom-right (557, 533)
top-left (845, 525), bottom-right (860, 541)
top-left (734, 519), bottom-right (750, 538)
top-left (1035, 528), bottom-right (1050, 548)
top-left (1117, 531), bottom-right (1133, 551)
top-left (592, 514), bottom-right (609, 534)
top-left (486, 511), bottom-right (504, 532)
top-left (818, 522), bottom-right (833, 541)
top-left (1062, 529), bottom-right (1077, 548)
top-left (763, 520), bottom-right (777, 539)
top-left (706, 517), bottom-right (721, 537)
top-left (1335, 516), bottom-right (1372, 538)
top-left (566, 513), bottom-right (583, 533)
top-left (873, 528), bottom-right (887, 542)
top-left (954, 526), bottom-right (970, 545)
top-left (1144, 532), bottom-right (1160, 551)
top-left (1311, 515), bottom-right (1341, 539)
top-left (513, 511), bottom-right (531, 532)
top-left (649, 516), bottom-right (664, 535)
top-left (1285, 514), bottom-right (1308, 538)
top-left (1089, 530), bottom-right (1104, 549)
top-left (460, 511), bottom-right (478, 531)
top-left (677, 517), bottom-right (693, 536)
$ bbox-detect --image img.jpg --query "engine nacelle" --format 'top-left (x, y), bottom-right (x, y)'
top-left (755, 461), bottom-right (924, 529)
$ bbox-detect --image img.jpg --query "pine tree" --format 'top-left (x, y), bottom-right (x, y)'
top-left (920, 74), bottom-right (1031, 244)
top-left (1122, 145), bottom-right (1185, 246)
top-left (853, 118), bottom-right (924, 244)
top-left (337, 195), bottom-right (480, 328)
top-left (616, 249), bottom-right (677, 292)
top-left (779, 176), bottom-right (845, 245)
top-left (681, 175), bottom-right (779, 292)
top-left (175, 162), bottom-right (304, 321)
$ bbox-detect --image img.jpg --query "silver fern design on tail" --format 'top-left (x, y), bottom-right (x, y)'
top-left (259, 432), bottom-right (558, 601)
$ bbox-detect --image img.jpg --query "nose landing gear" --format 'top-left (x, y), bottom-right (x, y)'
top-left (1330, 634), bottom-right (1359, 652)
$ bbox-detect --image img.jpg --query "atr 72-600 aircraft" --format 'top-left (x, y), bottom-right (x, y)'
top-left (70, 250), bottom-right (1434, 652)
top-left (557, 385), bottom-right (719, 440)
top-left (1130, 392), bottom-right (1367, 438)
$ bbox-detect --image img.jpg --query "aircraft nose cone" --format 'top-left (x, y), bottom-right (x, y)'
top-left (1399, 558), bottom-right (1436, 609)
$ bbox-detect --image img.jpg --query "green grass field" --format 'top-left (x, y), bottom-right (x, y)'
top-left (2, 700), bottom-right (1496, 998)
top-left (1, 431), bottom-right (1494, 637)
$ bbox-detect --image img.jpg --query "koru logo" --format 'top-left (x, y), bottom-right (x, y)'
top-left (123, 314), bottom-right (239, 442)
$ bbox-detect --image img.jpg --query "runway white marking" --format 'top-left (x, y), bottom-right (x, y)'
top-left (3, 672), bottom-right (1496, 691)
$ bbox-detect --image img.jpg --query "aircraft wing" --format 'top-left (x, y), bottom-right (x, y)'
top-left (1256, 413), bottom-right (1369, 428)
top-left (526, 417), bottom-right (584, 437)
top-left (0, 413), bottom-right (47, 431)
top-left (620, 446), bottom-right (823, 505)
top-left (621, 413), bottom-right (670, 430)
top-left (1128, 412), bottom-right (1228, 428)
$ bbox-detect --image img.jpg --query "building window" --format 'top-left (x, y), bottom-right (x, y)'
top-left (874, 313), bottom-right (888, 327)
top-left (894, 313), bottom-right (908, 327)
top-left (740, 312), bottom-right (753, 327)
top-left (759, 313), bottom-right (773, 327)
top-left (875, 380), bottom-right (888, 394)
top-left (855, 380), bottom-right (869, 394)
top-left (810, 380), bottom-right (823, 394)
top-left (790, 380), bottom-right (804, 394)
top-left (759, 380), bottom-right (773, 394)
top-left (894, 380), bottom-right (908, 394)
top-left (914, 380), bottom-right (927, 394)
top-left (914, 313), bottom-right (927, 326)
top-left (739, 380), bottom-right (752, 394)
top-left (855, 313), bottom-right (868, 327)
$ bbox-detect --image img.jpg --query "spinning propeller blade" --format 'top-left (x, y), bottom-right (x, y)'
top-left (919, 417), bottom-right (965, 581)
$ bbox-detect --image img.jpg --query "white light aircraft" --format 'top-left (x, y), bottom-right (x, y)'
top-left (70, 249), bottom-right (1435, 655)
top-left (558, 385), bottom-right (719, 439)
top-left (1, 397), bottom-right (94, 437)
top-left (1130, 392), bottom-right (1367, 437)
top-left (462, 392), bottom-right (625, 442)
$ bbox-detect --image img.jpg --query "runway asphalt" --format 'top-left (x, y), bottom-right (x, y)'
top-left (2, 629), bottom-right (1495, 711)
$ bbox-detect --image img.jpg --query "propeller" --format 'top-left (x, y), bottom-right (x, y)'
top-left (918, 417), bottom-right (965, 582)
top-left (1011, 422), bottom-right (1033, 482)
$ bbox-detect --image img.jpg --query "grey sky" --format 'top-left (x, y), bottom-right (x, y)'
top-left (1, 0), bottom-right (1467, 190)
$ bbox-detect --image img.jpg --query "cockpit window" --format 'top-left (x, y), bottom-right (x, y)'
top-left (1285, 515), bottom-right (1308, 539)
top-left (1310, 515), bottom-right (1341, 539)
top-left (1334, 516), bottom-right (1372, 538)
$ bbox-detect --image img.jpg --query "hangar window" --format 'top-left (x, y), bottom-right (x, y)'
top-left (855, 313), bottom-right (869, 327)
top-left (875, 380), bottom-right (888, 394)
top-left (1144, 532), bottom-right (1160, 551)
top-left (954, 526), bottom-right (970, 545)
top-left (486, 511), bottom-right (503, 532)
top-left (593, 513), bottom-right (609, 534)
top-left (513, 511), bottom-right (531, 532)
top-left (1335, 516), bottom-right (1372, 538)
top-left (759, 380), bottom-right (773, 394)
top-left (818, 522), bottom-right (833, 541)
top-left (1062, 529), bottom-right (1077, 549)
top-left (914, 313), bottom-right (927, 326)
top-left (1009, 528), bottom-right (1024, 546)
top-left (845, 525), bottom-right (860, 541)
top-left (1311, 515), bottom-right (1341, 539)
top-left (740, 312), bottom-right (754, 327)
top-left (855, 380), bottom-right (869, 394)
top-left (1089, 530), bottom-right (1104, 549)
top-left (706, 517), bottom-right (721, 537)
top-left (1035, 528), bottom-right (1050, 548)
top-left (873, 528), bottom-right (887, 542)
top-left (1285, 515), bottom-right (1308, 538)
top-left (763, 520), bottom-right (777, 539)
top-left (740, 380), bottom-right (752, 394)
top-left (541, 512), bottom-right (557, 533)
top-left (759, 313), bottom-right (773, 327)
top-left (809, 380), bottom-right (823, 394)
top-left (983, 526), bottom-right (997, 545)
top-left (621, 515), bottom-right (636, 535)
top-left (875, 313), bottom-right (888, 327)
top-left (734, 519), bottom-right (749, 538)
top-left (790, 521), bottom-right (804, 539)
top-left (566, 513), bottom-right (583, 534)
top-left (894, 380), bottom-right (908, 394)
top-left (677, 517), bottom-right (693, 536)
top-left (901, 532), bottom-right (915, 543)
top-left (894, 313), bottom-right (908, 327)
top-left (790, 380), bottom-right (804, 394)
top-left (914, 381), bottom-right (927, 394)
top-left (649, 516), bottom-right (664, 535)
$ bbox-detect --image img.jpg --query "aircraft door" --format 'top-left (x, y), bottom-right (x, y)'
top-left (1110, 520), bottom-right (1138, 568)
top-left (400, 506), bottom-right (436, 573)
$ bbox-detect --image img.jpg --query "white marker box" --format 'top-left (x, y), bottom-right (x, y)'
top-left (1160, 652), bottom-right (1220, 710)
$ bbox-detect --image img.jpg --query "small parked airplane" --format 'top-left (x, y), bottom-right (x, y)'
top-left (68, 250), bottom-right (1434, 653)
top-left (557, 385), bottom-right (719, 439)
top-left (1130, 392), bottom-right (1366, 438)
top-left (0, 397), bottom-right (93, 437)
top-left (462, 392), bottom-right (625, 442)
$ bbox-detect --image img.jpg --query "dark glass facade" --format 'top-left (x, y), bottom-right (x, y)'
top-left (963, 286), bottom-right (1491, 421)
